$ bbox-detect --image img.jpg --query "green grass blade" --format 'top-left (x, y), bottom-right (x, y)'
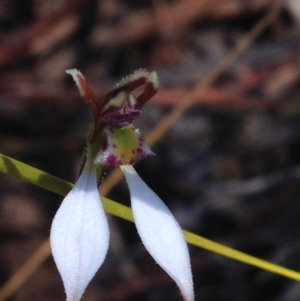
top-left (184, 231), bottom-right (300, 281)
top-left (0, 153), bottom-right (73, 196)
top-left (0, 153), bottom-right (299, 281)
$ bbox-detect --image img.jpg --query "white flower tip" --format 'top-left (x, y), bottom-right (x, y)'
top-left (65, 68), bottom-right (81, 78)
top-left (121, 165), bottom-right (194, 301)
top-left (148, 71), bottom-right (159, 89)
top-left (66, 69), bottom-right (86, 97)
top-left (50, 168), bottom-right (110, 301)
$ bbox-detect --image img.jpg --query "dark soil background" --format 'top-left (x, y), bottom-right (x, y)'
top-left (1, 0), bottom-right (300, 300)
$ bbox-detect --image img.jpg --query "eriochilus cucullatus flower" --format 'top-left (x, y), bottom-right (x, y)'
top-left (50, 69), bottom-right (194, 301)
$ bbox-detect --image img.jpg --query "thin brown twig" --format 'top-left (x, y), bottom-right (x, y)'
top-left (0, 2), bottom-right (282, 300)
top-left (0, 240), bottom-right (50, 301)
top-left (91, 0), bottom-right (274, 48)
top-left (0, 0), bottom-right (87, 68)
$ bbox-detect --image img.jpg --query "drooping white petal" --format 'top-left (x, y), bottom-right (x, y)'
top-left (50, 166), bottom-right (109, 301)
top-left (120, 165), bottom-right (194, 301)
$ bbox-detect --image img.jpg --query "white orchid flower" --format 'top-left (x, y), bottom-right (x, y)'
top-left (50, 69), bottom-right (194, 301)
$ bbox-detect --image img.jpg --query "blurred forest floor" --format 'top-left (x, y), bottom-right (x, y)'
top-left (1, 0), bottom-right (300, 300)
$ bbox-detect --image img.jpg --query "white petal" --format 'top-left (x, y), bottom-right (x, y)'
top-left (120, 165), bottom-right (194, 301)
top-left (50, 166), bottom-right (109, 301)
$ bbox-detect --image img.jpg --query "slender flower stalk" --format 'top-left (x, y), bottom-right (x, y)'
top-left (50, 69), bottom-right (194, 301)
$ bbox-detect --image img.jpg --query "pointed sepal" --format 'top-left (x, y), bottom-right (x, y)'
top-left (120, 165), bottom-right (194, 301)
top-left (66, 69), bottom-right (100, 120)
top-left (50, 165), bottom-right (110, 301)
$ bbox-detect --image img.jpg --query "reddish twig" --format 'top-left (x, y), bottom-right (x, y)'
top-left (0, 0), bottom-right (88, 68)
